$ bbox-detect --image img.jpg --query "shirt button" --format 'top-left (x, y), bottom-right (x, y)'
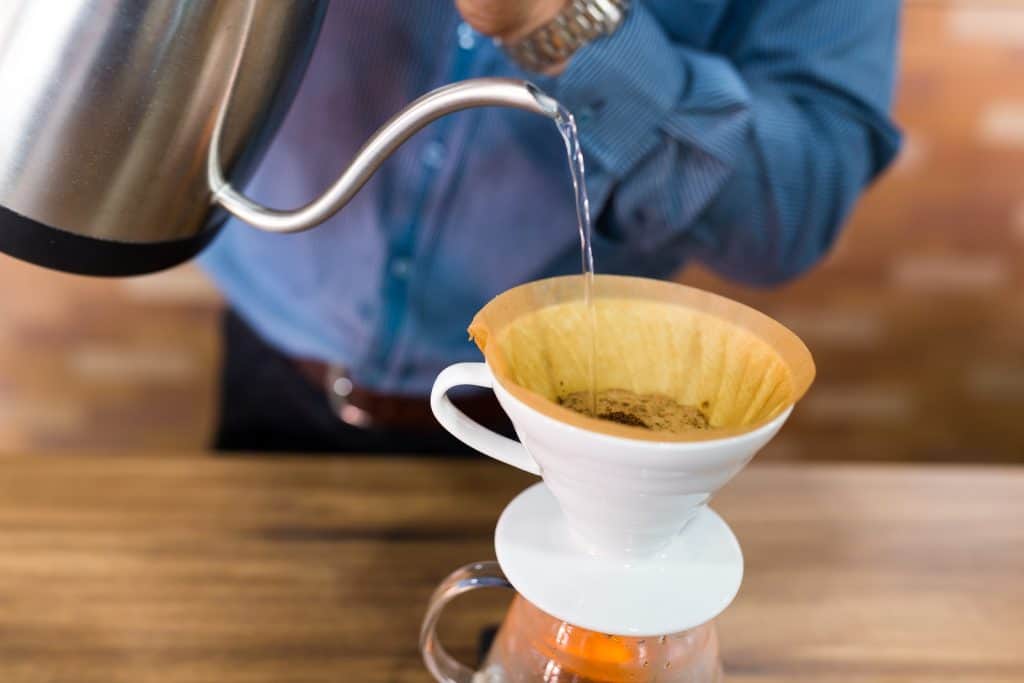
top-left (457, 22), bottom-right (477, 50)
top-left (422, 140), bottom-right (445, 169)
top-left (391, 258), bottom-right (411, 279)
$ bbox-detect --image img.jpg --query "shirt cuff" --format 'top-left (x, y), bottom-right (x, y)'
top-left (552, 2), bottom-right (686, 176)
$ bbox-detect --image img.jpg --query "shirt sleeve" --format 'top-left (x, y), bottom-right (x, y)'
top-left (551, 1), bottom-right (902, 285)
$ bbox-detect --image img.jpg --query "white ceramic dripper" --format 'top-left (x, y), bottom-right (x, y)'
top-left (431, 275), bottom-right (814, 635)
top-left (433, 361), bottom-right (791, 558)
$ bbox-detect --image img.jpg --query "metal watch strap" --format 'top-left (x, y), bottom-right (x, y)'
top-left (500, 0), bottom-right (629, 73)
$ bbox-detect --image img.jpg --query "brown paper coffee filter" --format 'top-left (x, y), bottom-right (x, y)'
top-left (469, 275), bottom-right (814, 442)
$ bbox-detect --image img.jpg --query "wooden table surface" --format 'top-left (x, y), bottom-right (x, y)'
top-left (0, 454), bottom-right (1020, 683)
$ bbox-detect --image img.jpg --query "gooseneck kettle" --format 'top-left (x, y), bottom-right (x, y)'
top-left (0, 0), bottom-right (556, 275)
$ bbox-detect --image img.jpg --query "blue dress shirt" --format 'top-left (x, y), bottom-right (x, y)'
top-left (200, 0), bottom-right (901, 395)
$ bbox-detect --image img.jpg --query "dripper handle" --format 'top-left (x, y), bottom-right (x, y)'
top-left (431, 363), bottom-right (541, 475)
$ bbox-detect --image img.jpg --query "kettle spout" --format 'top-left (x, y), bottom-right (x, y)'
top-left (523, 82), bottom-right (561, 119)
top-left (210, 78), bottom-right (561, 233)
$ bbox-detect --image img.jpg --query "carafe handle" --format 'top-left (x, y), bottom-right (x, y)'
top-left (420, 561), bottom-right (514, 683)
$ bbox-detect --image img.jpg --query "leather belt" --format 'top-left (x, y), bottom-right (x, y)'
top-left (292, 358), bottom-right (509, 433)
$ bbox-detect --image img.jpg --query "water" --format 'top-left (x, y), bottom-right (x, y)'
top-left (553, 104), bottom-right (597, 416)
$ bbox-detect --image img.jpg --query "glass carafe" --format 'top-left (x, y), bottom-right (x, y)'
top-left (421, 562), bottom-right (723, 682)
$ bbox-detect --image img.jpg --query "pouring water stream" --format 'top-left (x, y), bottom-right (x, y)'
top-left (552, 104), bottom-right (597, 415)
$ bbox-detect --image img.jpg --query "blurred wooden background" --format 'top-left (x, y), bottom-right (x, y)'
top-left (0, 0), bottom-right (1020, 461)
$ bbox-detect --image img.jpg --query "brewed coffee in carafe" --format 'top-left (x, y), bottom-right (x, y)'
top-left (421, 563), bottom-right (723, 683)
top-left (480, 595), bottom-right (722, 683)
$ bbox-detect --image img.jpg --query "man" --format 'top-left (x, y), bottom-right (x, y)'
top-left (200, 0), bottom-right (901, 452)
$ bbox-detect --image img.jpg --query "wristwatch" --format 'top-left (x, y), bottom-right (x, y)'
top-left (500, 0), bottom-right (630, 73)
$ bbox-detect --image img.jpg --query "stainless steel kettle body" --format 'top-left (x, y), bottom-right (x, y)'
top-left (0, 0), bottom-right (555, 276)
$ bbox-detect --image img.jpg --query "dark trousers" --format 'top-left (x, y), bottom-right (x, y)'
top-left (213, 310), bottom-right (507, 454)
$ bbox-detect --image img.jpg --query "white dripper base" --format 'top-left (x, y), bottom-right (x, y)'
top-left (494, 482), bottom-right (743, 637)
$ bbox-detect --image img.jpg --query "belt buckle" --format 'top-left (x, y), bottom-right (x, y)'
top-left (325, 364), bottom-right (374, 429)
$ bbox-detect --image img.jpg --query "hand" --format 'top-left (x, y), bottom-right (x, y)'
top-left (455, 0), bottom-right (566, 42)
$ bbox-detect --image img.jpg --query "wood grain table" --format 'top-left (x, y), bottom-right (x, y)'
top-left (0, 454), bottom-right (1020, 683)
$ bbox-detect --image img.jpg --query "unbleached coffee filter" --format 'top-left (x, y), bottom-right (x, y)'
top-left (469, 275), bottom-right (814, 442)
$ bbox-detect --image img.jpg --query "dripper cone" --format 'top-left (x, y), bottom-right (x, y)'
top-left (467, 275), bottom-right (814, 558)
